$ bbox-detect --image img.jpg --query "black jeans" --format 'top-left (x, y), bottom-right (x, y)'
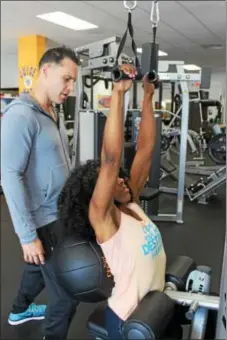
top-left (105, 307), bottom-right (124, 340)
top-left (105, 304), bottom-right (218, 340)
top-left (11, 221), bottom-right (79, 340)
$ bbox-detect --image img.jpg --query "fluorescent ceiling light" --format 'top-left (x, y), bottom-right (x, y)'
top-left (158, 50), bottom-right (168, 57)
top-left (136, 48), bottom-right (168, 56)
top-left (183, 64), bottom-right (201, 71)
top-left (36, 11), bottom-right (98, 30)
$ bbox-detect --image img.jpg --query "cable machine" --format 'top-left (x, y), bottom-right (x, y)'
top-left (70, 2), bottom-right (226, 337)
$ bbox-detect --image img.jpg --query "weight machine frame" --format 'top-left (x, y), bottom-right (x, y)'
top-left (71, 34), bottom-right (226, 340)
top-left (215, 228), bottom-right (226, 340)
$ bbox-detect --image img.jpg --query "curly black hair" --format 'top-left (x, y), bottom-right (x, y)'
top-left (58, 159), bottom-right (131, 240)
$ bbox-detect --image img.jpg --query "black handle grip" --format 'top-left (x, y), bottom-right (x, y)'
top-left (112, 67), bottom-right (159, 88)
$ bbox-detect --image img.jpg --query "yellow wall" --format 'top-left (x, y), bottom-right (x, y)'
top-left (18, 35), bottom-right (46, 93)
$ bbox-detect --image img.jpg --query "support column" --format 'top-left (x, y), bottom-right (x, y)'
top-left (18, 35), bottom-right (46, 93)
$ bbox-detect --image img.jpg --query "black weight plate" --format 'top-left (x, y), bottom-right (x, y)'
top-left (208, 133), bottom-right (226, 165)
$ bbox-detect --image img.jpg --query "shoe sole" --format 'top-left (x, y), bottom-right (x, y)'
top-left (8, 316), bottom-right (45, 325)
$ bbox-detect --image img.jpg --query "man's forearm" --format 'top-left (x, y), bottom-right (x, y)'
top-left (101, 89), bottom-right (124, 164)
top-left (137, 93), bottom-right (156, 152)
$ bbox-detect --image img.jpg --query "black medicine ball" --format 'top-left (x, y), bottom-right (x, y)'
top-left (51, 235), bottom-right (115, 303)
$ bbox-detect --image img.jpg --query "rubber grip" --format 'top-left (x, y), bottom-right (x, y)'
top-left (112, 67), bottom-right (159, 88)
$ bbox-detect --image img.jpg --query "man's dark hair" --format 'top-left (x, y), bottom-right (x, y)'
top-left (39, 46), bottom-right (80, 69)
top-left (58, 159), bottom-right (131, 241)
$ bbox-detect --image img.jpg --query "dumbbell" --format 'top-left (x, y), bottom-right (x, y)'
top-left (111, 66), bottom-right (159, 88)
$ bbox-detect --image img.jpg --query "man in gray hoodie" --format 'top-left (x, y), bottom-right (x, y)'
top-left (1, 46), bottom-right (79, 340)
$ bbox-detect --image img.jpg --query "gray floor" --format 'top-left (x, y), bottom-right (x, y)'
top-left (1, 185), bottom-right (226, 340)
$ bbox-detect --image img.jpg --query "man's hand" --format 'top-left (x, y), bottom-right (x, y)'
top-left (143, 75), bottom-right (156, 96)
top-left (113, 64), bottom-right (137, 93)
top-left (22, 238), bottom-right (45, 265)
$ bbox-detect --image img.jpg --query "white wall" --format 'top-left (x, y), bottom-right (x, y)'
top-left (0, 39), bottom-right (60, 89)
top-left (1, 53), bottom-right (18, 88)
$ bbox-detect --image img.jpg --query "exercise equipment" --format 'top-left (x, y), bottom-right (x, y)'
top-left (165, 255), bottom-right (196, 291)
top-left (185, 266), bottom-right (212, 339)
top-left (111, 1), bottom-right (159, 87)
top-left (160, 150), bottom-right (226, 205)
top-left (186, 166), bottom-right (226, 205)
top-left (51, 235), bottom-right (114, 303)
top-left (87, 251), bottom-right (222, 340)
top-left (122, 291), bottom-right (175, 339)
top-left (73, 1), bottom-right (201, 224)
top-left (163, 258), bottom-right (220, 340)
top-left (215, 229), bottom-right (226, 340)
top-left (87, 255), bottom-right (195, 340)
top-left (112, 67), bottom-right (158, 85)
top-left (207, 133), bottom-right (226, 165)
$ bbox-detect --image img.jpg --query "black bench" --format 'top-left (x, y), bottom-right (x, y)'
top-left (139, 187), bottom-right (160, 214)
top-left (87, 291), bottom-right (175, 340)
top-left (139, 187), bottom-right (160, 201)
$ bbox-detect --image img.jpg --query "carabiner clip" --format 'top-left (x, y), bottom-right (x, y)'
top-left (150, 0), bottom-right (160, 27)
top-left (124, 1), bottom-right (137, 11)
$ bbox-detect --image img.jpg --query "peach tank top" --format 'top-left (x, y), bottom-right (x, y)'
top-left (98, 202), bottom-right (166, 321)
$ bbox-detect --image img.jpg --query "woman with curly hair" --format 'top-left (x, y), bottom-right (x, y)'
top-left (58, 64), bottom-right (166, 339)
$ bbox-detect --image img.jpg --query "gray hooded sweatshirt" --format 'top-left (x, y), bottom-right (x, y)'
top-left (1, 93), bottom-right (71, 244)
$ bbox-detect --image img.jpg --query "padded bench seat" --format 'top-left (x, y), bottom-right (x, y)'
top-left (87, 291), bottom-right (175, 340)
top-left (139, 187), bottom-right (159, 201)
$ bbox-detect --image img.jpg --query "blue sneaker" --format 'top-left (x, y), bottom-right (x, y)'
top-left (8, 303), bottom-right (46, 325)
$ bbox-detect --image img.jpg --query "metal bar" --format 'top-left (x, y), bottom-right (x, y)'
top-left (171, 82), bottom-right (175, 113)
top-left (165, 291), bottom-right (219, 311)
top-left (132, 82), bottom-right (137, 109)
top-left (159, 187), bottom-right (181, 195)
top-left (175, 64), bottom-right (190, 223)
top-left (79, 111), bottom-right (95, 163)
top-left (75, 36), bottom-right (121, 54)
top-left (147, 113), bottom-right (162, 215)
top-left (215, 229), bottom-right (226, 339)
top-left (158, 82), bottom-right (163, 108)
top-left (150, 214), bottom-right (178, 223)
top-left (158, 73), bottom-right (201, 81)
top-left (94, 112), bottom-right (98, 160)
top-left (71, 65), bottom-right (83, 168)
top-left (185, 168), bottom-right (220, 176)
top-left (87, 56), bottom-right (116, 70)
top-left (90, 69), bottom-right (94, 109)
top-left (185, 160), bottom-right (205, 166)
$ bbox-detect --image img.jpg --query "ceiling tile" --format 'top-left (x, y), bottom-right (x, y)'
top-left (178, 1), bottom-right (226, 41)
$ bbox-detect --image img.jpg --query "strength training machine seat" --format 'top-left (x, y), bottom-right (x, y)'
top-left (87, 256), bottom-right (197, 340)
top-left (139, 187), bottom-right (160, 201)
top-left (88, 290), bottom-right (175, 340)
